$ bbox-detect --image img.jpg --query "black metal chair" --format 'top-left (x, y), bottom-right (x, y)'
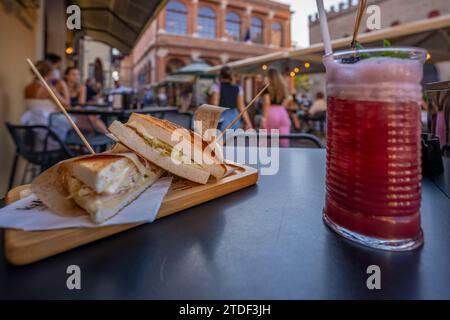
top-left (65, 131), bottom-right (113, 153)
top-left (6, 123), bottom-right (76, 190)
top-left (298, 110), bottom-right (327, 134)
top-left (151, 111), bottom-right (166, 119)
top-left (162, 111), bottom-right (193, 129)
top-left (49, 112), bottom-right (113, 152)
top-left (224, 132), bottom-right (324, 149)
top-left (310, 112), bottom-right (327, 133)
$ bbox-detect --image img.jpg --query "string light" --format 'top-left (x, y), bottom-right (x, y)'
top-left (290, 71), bottom-right (296, 77)
top-left (65, 47), bottom-right (74, 55)
top-left (304, 62), bottom-right (311, 69)
top-left (294, 67), bottom-right (300, 73)
top-left (262, 64), bottom-right (268, 70)
top-left (426, 53), bottom-right (431, 61)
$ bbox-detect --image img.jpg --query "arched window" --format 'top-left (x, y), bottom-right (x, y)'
top-left (226, 12), bottom-right (241, 41)
top-left (271, 22), bottom-right (283, 47)
top-left (94, 58), bottom-right (104, 84)
top-left (428, 10), bottom-right (440, 18)
top-left (146, 62), bottom-right (152, 84)
top-left (166, 58), bottom-right (185, 74)
top-left (138, 65), bottom-right (148, 85)
top-left (198, 7), bottom-right (216, 38)
top-left (251, 16), bottom-right (264, 44)
top-left (166, 1), bottom-right (188, 35)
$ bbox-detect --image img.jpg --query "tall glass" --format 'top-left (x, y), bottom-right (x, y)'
top-left (323, 47), bottom-right (427, 251)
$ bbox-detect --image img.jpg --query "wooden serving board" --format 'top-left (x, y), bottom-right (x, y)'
top-left (3, 163), bottom-right (258, 265)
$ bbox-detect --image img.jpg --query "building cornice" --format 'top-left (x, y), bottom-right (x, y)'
top-left (205, 0), bottom-right (290, 12)
top-left (309, 0), bottom-right (388, 26)
top-left (156, 32), bottom-right (288, 50)
top-left (132, 32), bottom-right (286, 66)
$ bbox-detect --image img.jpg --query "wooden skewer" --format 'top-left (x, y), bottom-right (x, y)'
top-left (218, 82), bottom-right (270, 140)
top-left (350, 0), bottom-right (367, 49)
top-left (26, 58), bottom-right (96, 154)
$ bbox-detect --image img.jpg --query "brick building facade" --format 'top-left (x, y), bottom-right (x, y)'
top-left (120, 0), bottom-right (292, 87)
top-left (309, 0), bottom-right (449, 44)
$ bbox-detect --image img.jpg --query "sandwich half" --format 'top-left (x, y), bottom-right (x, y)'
top-left (62, 153), bottom-right (164, 223)
top-left (108, 114), bottom-right (226, 184)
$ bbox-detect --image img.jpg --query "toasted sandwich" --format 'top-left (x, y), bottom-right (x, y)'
top-left (62, 153), bottom-right (164, 223)
top-left (108, 113), bottom-right (227, 184)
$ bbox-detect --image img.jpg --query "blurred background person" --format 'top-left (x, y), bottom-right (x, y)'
top-left (45, 53), bottom-right (70, 105)
top-left (85, 78), bottom-right (100, 103)
top-left (156, 86), bottom-right (168, 107)
top-left (65, 66), bottom-right (86, 107)
top-left (287, 88), bottom-right (301, 131)
top-left (211, 65), bottom-right (252, 131)
top-left (22, 60), bottom-right (72, 148)
top-left (179, 86), bottom-right (193, 113)
top-left (23, 60), bottom-right (70, 120)
top-left (261, 68), bottom-right (291, 147)
top-left (143, 85), bottom-right (155, 107)
top-left (64, 66), bottom-right (107, 133)
top-left (299, 93), bottom-right (312, 109)
top-left (308, 92), bottom-right (327, 117)
top-left (298, 91), bottom-right (327, 132)
top-left (111, 79), bottom-right (130, 94)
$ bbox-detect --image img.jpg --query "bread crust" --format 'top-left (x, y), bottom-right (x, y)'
top-left (109, 120), bottom-right (210, 184)
top-left (129, 113), bottom-right (226, 178)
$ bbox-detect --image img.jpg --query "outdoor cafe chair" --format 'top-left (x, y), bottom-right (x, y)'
top-left (310, 112), bottom-right (327, 134)
top-left (5, 123), bottom-right (76, 190)
top-left (49, 112), bottom-right (113, 153)
top-left (298, 110), bottom-right (327, 134)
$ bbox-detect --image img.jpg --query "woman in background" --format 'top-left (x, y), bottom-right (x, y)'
top-left (24, 61), bottom-right (70, 109)
top-left (85, 78), bottom-right (100, 103)
top-left (65, 67), bottom-right (107, 133)
top-left (261, 68), bottom-right (291, 148)
top-left (65, 67), bottom-right (86, 107)
top-left (211, 66), bottom-right (253, 131)
top-left (45, 53), bottom-right (70, 104)
top-left (22, 60), bottom-right (72, 149)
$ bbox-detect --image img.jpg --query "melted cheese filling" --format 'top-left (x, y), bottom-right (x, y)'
top-left (126, 121), bottom-right (202, 169)
top-left (66, 170), bottom-right (149, 200)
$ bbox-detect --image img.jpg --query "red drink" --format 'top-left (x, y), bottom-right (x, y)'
top-left (323, 48), bottom-right (427, 251)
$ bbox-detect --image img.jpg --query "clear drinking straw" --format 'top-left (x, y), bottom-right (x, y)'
top-left (316, 0), bottom-right (333, 56)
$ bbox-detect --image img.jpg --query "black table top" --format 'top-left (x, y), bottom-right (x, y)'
top-left (67, 106), bottom-right (178, 117)
top-left (1, 149), bottom-right (450, 299)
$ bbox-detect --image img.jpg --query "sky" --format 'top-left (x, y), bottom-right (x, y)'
top-left (277, 0), bottom-right (344, 47)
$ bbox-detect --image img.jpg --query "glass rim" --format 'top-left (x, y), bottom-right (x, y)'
top-left (329, 46), bottom-right (428, 61)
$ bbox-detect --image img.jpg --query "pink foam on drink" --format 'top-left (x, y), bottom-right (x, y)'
top-left (324, 55), bottom-right (424, 102)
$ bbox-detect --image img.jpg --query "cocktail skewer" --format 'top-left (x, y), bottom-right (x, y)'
top-left (218, 82), bottom-right (270, 140)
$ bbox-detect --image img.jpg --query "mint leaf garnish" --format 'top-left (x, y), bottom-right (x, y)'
top-left (383, 39), bottom-right (392, 48)
top-left (354, 42), bottom-right (370, 59)
top-left (355, 42), bottom-right (365, 50)
top-left (349, 40), bottom-right (409, 61)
